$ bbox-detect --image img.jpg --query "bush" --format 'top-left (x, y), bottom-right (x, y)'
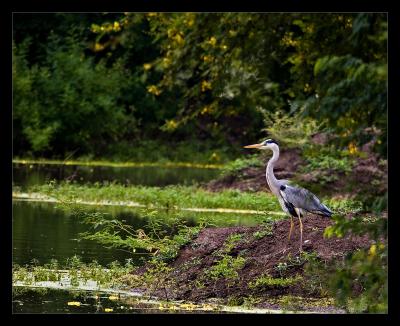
top-left (260, 108), bottom-right (321, 149)
top-left (13, 35), bottom-right (134, 157)
top-left (303, 53), bottom-right (387, 156)
top-left (318, 214), bottom-right (388, 313)
top-left (301, 145), bottom-right (356, 174)
top-left (328, 242), bottom-right (387, 313)
top-left (219, 156), bottom-right (262, 177)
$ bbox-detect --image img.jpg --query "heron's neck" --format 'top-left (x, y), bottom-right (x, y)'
top-left (266, 147), bottom-right (280, 194)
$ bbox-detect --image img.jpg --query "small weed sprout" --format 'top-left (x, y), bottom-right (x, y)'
top-left (203, 233), bottom-right (246, 287)
top-left (253, 222), bottom-right (273, 240)
top-left (205, 255), bottom-right (246, 283)
top-left (274, 251), bottom-right (318, 277)
top-left (141, 259), bottom-right (176, 300)
top-left (242, 295), bottom-right (262, 308)
top-left (248, 274), bottom-right (302, 289)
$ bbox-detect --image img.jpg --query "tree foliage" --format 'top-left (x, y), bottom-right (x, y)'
top-left (13, 35), bottom-right (133, 156)
top-left (323, 214), bottom-right (387, 313)
top-left (13, 13), bottom-right (387, 159)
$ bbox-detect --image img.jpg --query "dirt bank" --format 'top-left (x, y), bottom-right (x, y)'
top-left (126, 137), bottom-right (385, 312)
top-left (130, 215), bottom-right (372, 312)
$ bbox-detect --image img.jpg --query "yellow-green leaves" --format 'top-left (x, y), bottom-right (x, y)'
top-left (91, 21), bottom-right (122, 34)
top-left (201, 80), bottom-right (212, 92)
top-left (147, 85), bottom-right (161, 96)
top-left (67, 301), bottom-right (81, 306)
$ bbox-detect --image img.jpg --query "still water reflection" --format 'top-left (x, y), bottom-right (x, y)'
top-left (12, 201), bottom-right (143, 267)
top-left (13, 201), bottom-right (264, 267)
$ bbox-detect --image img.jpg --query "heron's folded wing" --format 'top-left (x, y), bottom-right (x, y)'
top-left (280, 185), bottom-right (323, 211)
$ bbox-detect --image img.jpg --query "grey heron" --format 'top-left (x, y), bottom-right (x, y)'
top-left (244, 138), bottom-right (332, 251)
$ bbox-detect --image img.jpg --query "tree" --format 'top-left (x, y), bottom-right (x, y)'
top-left (13, 13), bottom-right (387, 158)
top-left (13, 35), bottom-right (134, 156)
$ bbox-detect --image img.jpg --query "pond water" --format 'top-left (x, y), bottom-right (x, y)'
top-left (12, 288), bottom-right (234, 314)
top-left (13, 288), bottom-right (137, 314)
top-left (13, 200), bottom-right (264, 268)
top-left (13, 201), bottom-right (145, 267)
top-left (12, 161), bottom-right (225, 267)
top-left (13, 162), bottom-right (221, 190)
top-left (12, 161), bottom-right (263, 313)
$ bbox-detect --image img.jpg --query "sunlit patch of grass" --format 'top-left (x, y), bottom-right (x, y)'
top-left (13, 158), bottom-right (224, 169)
top-left (177, 257), bottom-right (203, 273)
top-left (226, 295), bottom-right (244, 306)
top-left (220, 234), bottom-right (245, 253)
top-left (242, 295), bottom-right (262, 308)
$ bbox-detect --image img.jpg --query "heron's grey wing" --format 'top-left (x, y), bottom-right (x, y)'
top-left (279, 184), bottom-right (332, 216)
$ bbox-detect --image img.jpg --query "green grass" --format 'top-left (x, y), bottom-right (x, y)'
top-left (12, 256), bottom-right (135, 288)
top-left (219, 156), bottom-right (263, 178)
top-left (204, 255), bottom-right (246, 282)
top-left (13, 158), bottom-right (224, 169)
top-left (203, 233), bottom-right (247, 283)
top-left (21, 182), bottom-right (283, 212)
top-left (14, 181), bottom-right (367, 217)
top-left (248, 274), bottom-right (303, 289)
top-left (252, 226), bottom-right (273, 240)
top-left (271, 295), bottom-right (336, 311)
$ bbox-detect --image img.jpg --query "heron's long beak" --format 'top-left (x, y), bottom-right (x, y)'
top-left (243, 143), bottom-right (263, 149)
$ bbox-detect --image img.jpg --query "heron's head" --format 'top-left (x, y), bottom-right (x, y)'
top-left (243, 139), bottom-right (279, 150)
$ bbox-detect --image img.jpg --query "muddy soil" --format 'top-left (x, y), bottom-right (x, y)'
top-left (130, 215), bottom-right (373, 312)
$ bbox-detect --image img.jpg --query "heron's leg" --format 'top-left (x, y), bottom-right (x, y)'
top-left (288, 216), bottom-right (294, 241)
top-left (298, 215), bottom-right (303, 252)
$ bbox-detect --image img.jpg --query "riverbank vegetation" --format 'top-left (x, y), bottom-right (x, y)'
top-left (13, 202), bottom-right (387, 313)
top-left (13, 12), bottom-right (387, 314)
top-left (15, 182), bottom-right (367, 215)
